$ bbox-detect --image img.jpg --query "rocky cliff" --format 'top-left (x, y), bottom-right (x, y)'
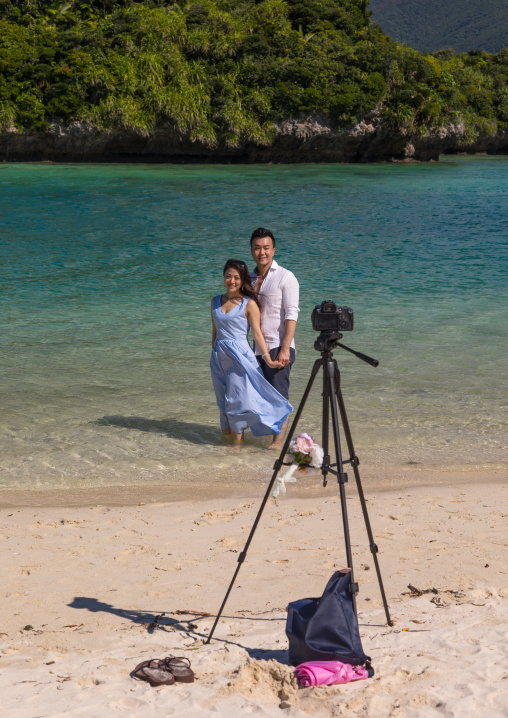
top-left (1, 116), bottom-right (507, 163)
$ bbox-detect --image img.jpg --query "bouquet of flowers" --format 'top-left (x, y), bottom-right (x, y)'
top-left (288, 433), bottom-right (324, 471)
top-left (272, 433), bottom-right (324, 499)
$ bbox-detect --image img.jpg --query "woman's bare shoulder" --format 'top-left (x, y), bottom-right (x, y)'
top-left (246, 298), bottom-right (259, 312)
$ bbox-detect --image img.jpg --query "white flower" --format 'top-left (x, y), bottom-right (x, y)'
top-left (309, 444), bottom-right (324, 468)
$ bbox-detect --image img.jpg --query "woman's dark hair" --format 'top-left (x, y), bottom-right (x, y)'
top-left (223, 259), bottom-right (259, 305)
top-left (250, 227), bottom-right (275, 247)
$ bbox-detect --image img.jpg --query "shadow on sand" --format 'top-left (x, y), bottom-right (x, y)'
top-left (68, 596), bottom-right (290, 662)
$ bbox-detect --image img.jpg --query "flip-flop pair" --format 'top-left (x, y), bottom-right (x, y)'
top-left (133, 656), bottom-right (194, 687)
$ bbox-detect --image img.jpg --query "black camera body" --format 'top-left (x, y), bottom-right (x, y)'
top-left (311, 301), bottom-right (354, 333)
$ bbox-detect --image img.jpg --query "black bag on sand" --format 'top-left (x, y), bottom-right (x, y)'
top-left (286, 570), bottom-right (374, 674)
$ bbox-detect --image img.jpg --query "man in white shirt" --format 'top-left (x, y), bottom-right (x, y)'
top-left (250, 227), bottom-right (299, 449)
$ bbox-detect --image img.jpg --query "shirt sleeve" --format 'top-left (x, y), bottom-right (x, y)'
top-left (282, 271), bottom-right (300, 322)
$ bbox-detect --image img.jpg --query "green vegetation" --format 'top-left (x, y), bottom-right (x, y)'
top-left (369, 0), bottom-right (508, 55)
top-left (0, 0), bottom-right (507, 148)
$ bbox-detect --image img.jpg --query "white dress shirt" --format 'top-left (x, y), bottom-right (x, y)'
top-left (250, 260), bottom-right (300, 354)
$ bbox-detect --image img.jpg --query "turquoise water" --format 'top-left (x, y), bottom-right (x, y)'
top-left (0, 157), bottom-right (506, 490)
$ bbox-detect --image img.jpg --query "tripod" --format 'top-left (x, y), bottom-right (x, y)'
top-left (206, 331), bottom-right (393, 644)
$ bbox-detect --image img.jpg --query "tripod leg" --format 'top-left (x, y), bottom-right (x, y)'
top-left (326, 360), bottom-right (358, 618)
top-left (335, 381), bottom-right (393, 626)
top-left (205, 358), bottom-right (323, 644)
top-left (321, 365), bottom-right (330, 487)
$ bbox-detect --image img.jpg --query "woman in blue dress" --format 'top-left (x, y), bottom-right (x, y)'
top-left (211, 259), bottom-right (293, 444)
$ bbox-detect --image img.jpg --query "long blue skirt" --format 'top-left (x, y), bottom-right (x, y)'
top-left (210, 339), bottom-right (293, 436)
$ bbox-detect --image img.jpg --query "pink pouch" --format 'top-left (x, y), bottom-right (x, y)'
top-left (294, 660), bottom-right (370, 687)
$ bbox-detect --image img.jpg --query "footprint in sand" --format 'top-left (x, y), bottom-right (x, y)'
top-left (202, 504), bottom-right (253, 523)
top-left (202, 509), bottom-right (235, 521)
top-left (105, 528), bottom-right (143, 540)
top-left (30, 521), bottom-right (58, 529)
top-left (114, 546), bottom-right (153, 560)
top-left (76, 676), bottom-right (105, 687)
top-left (109, 697), bottom-right (148, 710)
top-left (216, 538), bottom-right (238, 548)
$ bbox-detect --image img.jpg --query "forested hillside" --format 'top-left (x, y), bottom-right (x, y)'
top-left (369, 0), bottom-right (508, 54)
top-left (0, 0), bottom-right (507, 158)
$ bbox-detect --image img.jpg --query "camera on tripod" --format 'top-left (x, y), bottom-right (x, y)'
top-left (311, 301), bottom-right (354, 333)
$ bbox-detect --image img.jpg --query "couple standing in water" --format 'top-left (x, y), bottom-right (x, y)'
top-left (210, 228), bottom-right (299, 449)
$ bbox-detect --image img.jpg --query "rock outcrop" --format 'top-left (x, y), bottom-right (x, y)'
top-left (1, 115), bottom-right (507, 163)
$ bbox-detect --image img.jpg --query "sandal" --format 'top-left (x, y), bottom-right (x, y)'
top-left (133, 659), bottom-right (175, 687)
top-left (132, 656), bottom-right (195, 686)
top-left (163, 656), bottom-right (195, 683)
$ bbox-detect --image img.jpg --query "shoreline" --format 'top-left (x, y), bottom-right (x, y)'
top-left (1, 120), bottom-right (507, 164)
top-left (1, 150), bottom-right (508, 165)
top-left (1, 464), bottom-right (506, 508)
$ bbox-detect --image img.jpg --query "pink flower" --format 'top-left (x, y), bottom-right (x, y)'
top-left (290, 433), bottom-right (315, 455)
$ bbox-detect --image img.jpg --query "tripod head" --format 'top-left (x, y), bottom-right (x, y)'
top-left (314, 331), bottom-right (379, 367)
top-left (314, 330), bottom-right (343, 353)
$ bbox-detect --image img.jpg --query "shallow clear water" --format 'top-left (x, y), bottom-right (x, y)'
top-left (0, 157), bottom-right (506, 490)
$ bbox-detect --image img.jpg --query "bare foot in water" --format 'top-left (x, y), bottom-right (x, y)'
top-left (222, 427), bottom-right (244, 445)
top-left (267, 418), bottom-right (289, 451)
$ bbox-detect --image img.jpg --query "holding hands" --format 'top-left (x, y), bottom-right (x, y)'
top-left (275, 346), bottom-right (291, 368)
top-left (263, 353), bottom-right (284, 370)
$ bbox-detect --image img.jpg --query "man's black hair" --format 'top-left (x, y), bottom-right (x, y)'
top-left (250, 227), bottom-right (275, 247)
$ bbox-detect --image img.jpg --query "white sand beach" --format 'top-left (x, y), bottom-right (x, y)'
top-left (1, 472), bottom-right (507, 717)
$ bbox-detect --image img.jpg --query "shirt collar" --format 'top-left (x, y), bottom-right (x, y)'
top-left (252, 259), bottom-right (279, 275)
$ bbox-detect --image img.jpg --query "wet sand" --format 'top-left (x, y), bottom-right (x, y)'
top-left (1, 463), bottom-right (505, 508)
